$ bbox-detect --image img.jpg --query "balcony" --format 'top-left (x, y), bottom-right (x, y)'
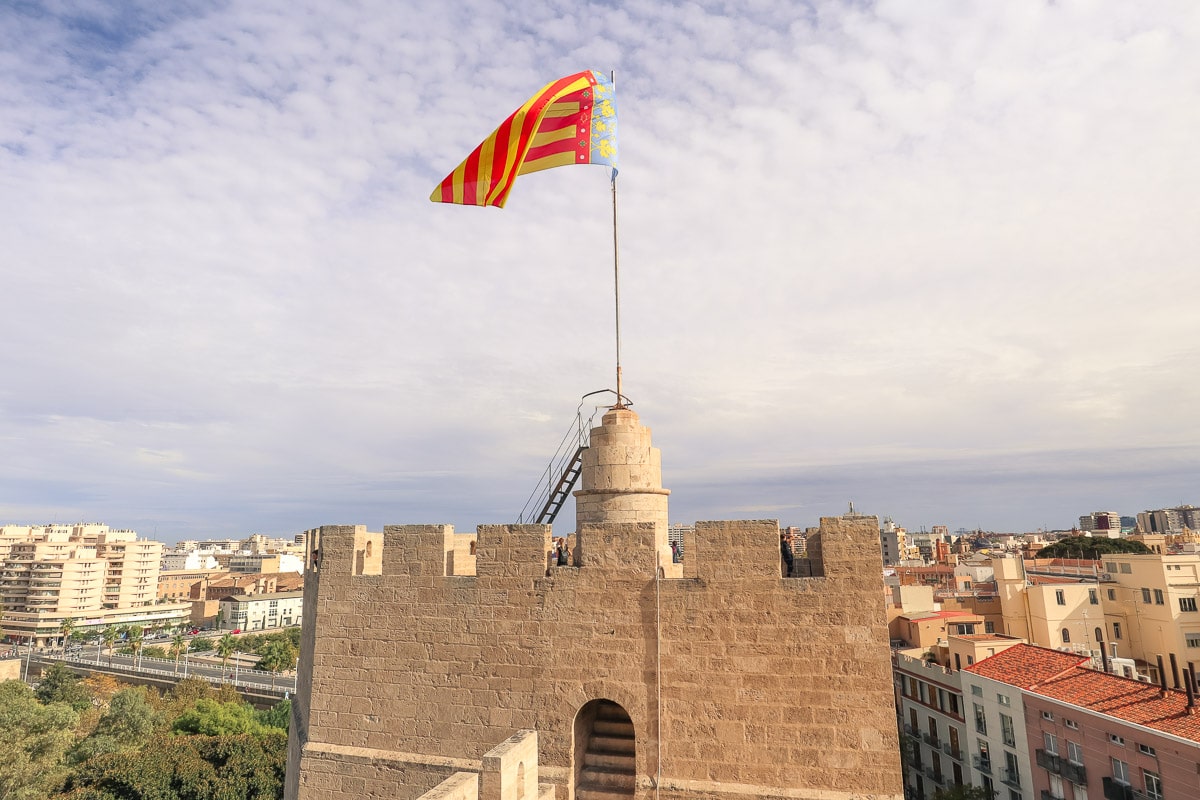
top-left (972, 756), bottom-right (992, 774)
top-left (902, 723), bottom-right (920, 739)
top-left (1036, 749), bottom-right (1062, 773)
top-left (941, 742), bottom-right (963, 761)
top-left (921, 732), bottom-right (942, 748)
top-left (1102, 778), bottom-right (1132, 800)
top-left (1042, 792), bottom-right (1066, 800)
top-left (1061, 761), bottom-right (1087, 785)
top-left (924, 767), bottom-right (944, 784)
top-left (1000, 769), bottom-right (1021, 787)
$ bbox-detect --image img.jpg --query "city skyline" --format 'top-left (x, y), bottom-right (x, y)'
top-left (2, 2), bottom-right (1198, 541)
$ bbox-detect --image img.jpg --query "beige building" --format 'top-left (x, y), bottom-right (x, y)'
top-left (1098, 548), bottom-right (1200, 687)
top-left (993, 557), bottom-right (1105, 657)
top-left (0, 524), bottom-right (188, 647)
top-left (286, 407), bottom-right (902, 800)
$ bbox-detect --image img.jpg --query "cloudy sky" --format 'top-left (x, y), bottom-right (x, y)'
top-left (2, 0), bottom-right (1198, 542)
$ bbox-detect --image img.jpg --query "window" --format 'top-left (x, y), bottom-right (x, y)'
top-left (1111, 758), bottom-right (1129, 785)
top-left (1005, 750), bottom-right (1021, 783)
top-left (1089, 589), bottom-right (1098, 605)
top-left (1044, 732), bottom-right (1058, 755)
top-left (1064, 718), bottom-right (1079, 731)
top-left (1182, 597), bottom-right (1198, 612)
top-left (1104, 562), bottom-right (1118, 573)
top-left (985, 621), bottom-right (996, 633)
top-left (1109, 734), bottom-right (1125, 746)
top-left (919, 682), bottom-right (929, 703)
top-left (1113, 622), bottom-right (1122, 639)
top-left (1142, 588), bottom-right (1152, 603)
top-left (1056, 590), bottom-right (1066, 606)
top-left (1008, 791), bottom-right (1022, 800)
top-left (1062, 628), bottom-right (1071, 643)
top-left (1154, 589), bottom-right (1164, 605)
top-left (972, 685), bottom-right (983, 697)
top-left (998, 694), bottom-right (1011, 706)
top-left (1119, 563), bottom-right (1131, 573)
top-left (1138, 744), bottom-right (1157, 757)
top-left (1074, 785), bottom-right (1088, 800)
top-left (975, 703), bottom-right (988, 735)
top-left (948, 694), bottom-right (960, 715)
top-left (1186, 633), bottom-right (1200, 648)
top-left (1001, 714), bottom-right (1016, 747)
top-left (1067, 741), bottom-right (1084, 765)
top-left (1108, 588), bottom-right (1116, 601)
top-left (1042, 710), bottom-right (1054, 721)
top-left (1144, 770), bottom-right (1163, 800)
top-left (1049, 774), bottom-right (1064, 799)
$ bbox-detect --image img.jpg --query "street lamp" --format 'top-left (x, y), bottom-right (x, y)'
top-left (233, 651), bottom-right (240, 687)
top-left (183, 641), bottom-right (190, 678)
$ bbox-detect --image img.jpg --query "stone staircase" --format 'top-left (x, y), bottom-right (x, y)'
top-left (577, 702), bottom-right (636, 800)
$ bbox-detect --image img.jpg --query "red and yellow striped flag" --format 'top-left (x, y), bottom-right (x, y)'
top-left (430, 70), bottom-right (618, 208)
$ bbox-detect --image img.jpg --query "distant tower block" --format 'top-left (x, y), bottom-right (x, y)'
top-left (574, 406), bottom-right (671, 558)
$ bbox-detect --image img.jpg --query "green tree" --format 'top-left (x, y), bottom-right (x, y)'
top-left (188, 636), bottom-right (215, 653)
top-left (171, 699), bottom-right (281, 737)
top-left (59, 616), bottom-right (76, 652)
top-left (1038, 535), bottom-right (1152, 560)
top-left (933, 786), bottom-right (996, 800)
top-left (34, 662), bottom-right (93, 712)
top-left (170, 634), bottom-right (188, 676)
top-left (255, 639), bottom-right (297, 689)
top-left (63, 733), bottom-right (286, 800)
top-left (216, 634), bottom-right (237, 680)
top-left (100, 626), bottom-right (119, 666)
top-left (0, 679), bottom-right (80, 798)
top-left (125, 625), bottom-right (144, 669)
top-left (67, 686), bottom-right (162, 765)
top-left (257, 698), bottom-right (291, 731)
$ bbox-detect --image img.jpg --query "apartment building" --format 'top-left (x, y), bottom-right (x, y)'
top-left (969, 644), bottom-right (1200, 800)
top-left (217, 590), bottom-right (303, 631)
top-left (0, 524), bottom-right (188, 646)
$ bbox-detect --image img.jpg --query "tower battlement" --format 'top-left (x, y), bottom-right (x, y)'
top-left (287, 410), bottom-right (902, 800)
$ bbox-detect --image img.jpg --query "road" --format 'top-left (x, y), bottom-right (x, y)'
top-left (43, 650), bottom-right (297, 694)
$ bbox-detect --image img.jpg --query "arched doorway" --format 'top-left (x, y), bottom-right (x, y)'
top-left (572, 699), bottom-right (635, 800)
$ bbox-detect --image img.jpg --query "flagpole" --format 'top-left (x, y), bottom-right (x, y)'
top-left (611, 70), bottom-right (624, 408)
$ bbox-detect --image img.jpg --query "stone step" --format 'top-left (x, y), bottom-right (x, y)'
top-left (595, 703), bottom-right (630, 721)
top-left (580, 767), bottom-right (636, 789)
top-left (576, 787), bottom-right (633, 800)
top-left (588, 734), bottom-right (635, 755)
top-left (584, 750), bottom-right (636, 770)
top-left (593, 719), bottom-right (635, 737)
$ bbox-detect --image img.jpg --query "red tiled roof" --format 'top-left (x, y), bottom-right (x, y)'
top-left (1033, 667), bottom-right (1200, 741)
top-left (964, 644), bottom-right (1088, 687)
top-left (966, 644), bottom-right (1200, 742)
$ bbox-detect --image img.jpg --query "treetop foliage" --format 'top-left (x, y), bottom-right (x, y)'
top-left (1038, 535), bottom-right (1152, 560)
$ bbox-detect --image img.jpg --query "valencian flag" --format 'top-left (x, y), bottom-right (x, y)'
top-left (430, 70), bottom-right (618, 208)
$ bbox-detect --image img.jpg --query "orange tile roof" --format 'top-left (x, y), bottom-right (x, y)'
top-left (966, 644), bottom-right (1200, 742)
top-left (964, 644), bottom-right (1089, 687)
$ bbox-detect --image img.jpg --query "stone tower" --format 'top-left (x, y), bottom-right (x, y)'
top-left (285, 407), bottom-right (903, 800)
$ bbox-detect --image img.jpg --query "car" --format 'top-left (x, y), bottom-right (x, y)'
top-left (232, 629), bottom-right (241, 634)
top-left (188, 628), bottom-right (200, 635)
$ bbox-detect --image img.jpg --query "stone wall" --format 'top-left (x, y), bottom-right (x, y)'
top-left (286, 515), bottom-right (902, 800)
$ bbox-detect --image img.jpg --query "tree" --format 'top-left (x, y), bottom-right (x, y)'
top-left (67, 686), bottom-right (163, 765)
top-left (1038, 535), bottom-right (1152, 560)
top-left (216, 633), bottom-right (237, 680)
top-left (0, 679), bottom-right (80, 798)
top-left (101, 626), bottom-right (119, 666)
top-left (171, 699), bottom-right (281, 737)
top-left (189, 636), bottom-right (215, 653)
top-left (255, 639), bottom-right (297, 689)
top-left (126, 624), bottom-right (144, 669)
top-left (933, 786), bottom-right (996, 800)
top-left (257, 698), bottom-right (290, 731)
top-left (34, 662), bottom-right (93, 712)
top-left (170, 634), bottom-right (188, 676)
top-left (59, 616), bottom-right (76, 652)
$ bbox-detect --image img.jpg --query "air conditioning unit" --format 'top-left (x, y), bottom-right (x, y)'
top-left (1136, 674), bottom-right (1151, 683)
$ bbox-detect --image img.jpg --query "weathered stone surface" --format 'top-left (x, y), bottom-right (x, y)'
top-left (286, 410), bottom-right (902, 800)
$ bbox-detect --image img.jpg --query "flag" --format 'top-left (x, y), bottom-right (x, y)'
top-left (430, 70), bottom-right (618, 208)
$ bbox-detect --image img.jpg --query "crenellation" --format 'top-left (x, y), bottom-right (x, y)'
top-left (288, 408), bottom-right (901, 800)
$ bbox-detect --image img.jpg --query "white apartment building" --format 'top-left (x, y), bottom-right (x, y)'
top-left (961, 664), bottom-right (1037, 800)
top-left (217, 590), bottom-right (303, 631)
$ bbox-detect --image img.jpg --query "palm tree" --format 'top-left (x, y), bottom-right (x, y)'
top-left (59, 617), bottom-right (76, 654)
top-left (256, 639), bottom-right (298, 690)
top-left (101, 626), bottom-right (119, 665)
top-left (217, 633), bottom-right (237, 681)
top-left (170, 634), bottom-right (187, 675)
top-left (127, 624), bottom-right (144, 669)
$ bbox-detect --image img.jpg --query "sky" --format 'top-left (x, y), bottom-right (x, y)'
top-left (2, 0), bottom-right (1198, 543)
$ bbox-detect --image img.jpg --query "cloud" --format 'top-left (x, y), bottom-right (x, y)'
top-left (1, 0), bottom-right (1198, 539)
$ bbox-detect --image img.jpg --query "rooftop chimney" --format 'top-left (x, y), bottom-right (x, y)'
top-left (1157, 655), bottom-right (1169, 698)
top-left (1186, 668), bottom-right (1196, 715)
